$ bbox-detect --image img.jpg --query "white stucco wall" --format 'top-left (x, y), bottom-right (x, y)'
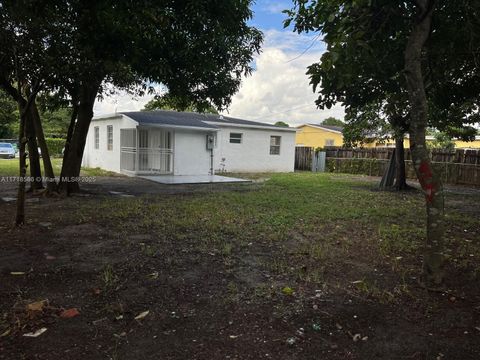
top-left (214, 126), bottom-right (296, 173)
top-left (83, 115), bottom-right (295, 176)
top-left (173, 130), bottom-right (214, 176)
top-left (82, 115), bottom-right (137, 173)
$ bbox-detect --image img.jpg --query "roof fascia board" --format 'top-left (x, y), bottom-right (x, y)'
top-left (92, 114), bottom-right (125, 121)
top-left (205, 121), bottom-right (297, 132)
top-left (296, 124), bottom-right (342, 134)
top-left (93, 113), bottom-right (217, 131)
top-left (137, 124), bottom-right (219, 132)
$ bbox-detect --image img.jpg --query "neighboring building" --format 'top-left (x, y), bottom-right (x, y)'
top-left (295, 124), bottom-right (344, 147)
top-left (295, 123), bottom-right (480, 149)
top-left (441, 137), bottom-right (480, 149)
top-left (366, 136), bottom-right (480, 149)
top-left (82, 111), bottom-right (297, 176)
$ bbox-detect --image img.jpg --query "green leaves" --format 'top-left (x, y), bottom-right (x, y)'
top-left (0, 88), bottom-right (17, 138)
top-left (142, 94), bottom-right (219, 114)
top-left (1, 0), bottom-right (263, 113)
top-left (288, 0), bottom-right (480, 145)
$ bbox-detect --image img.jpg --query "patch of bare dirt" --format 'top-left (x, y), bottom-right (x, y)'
top-left (0, 178), bottom-right (479, 360)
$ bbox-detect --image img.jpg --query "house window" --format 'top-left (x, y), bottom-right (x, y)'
top-left (325, 139), bottom-right (335, 146)
top-left (229, 133), bottom-right (242, 144)
top-left (107, 125), bottom-right (113, 151)
top-left (270, 136), bottom-right (281, 155)
top-left (94, 126), bottom-right (99, 149)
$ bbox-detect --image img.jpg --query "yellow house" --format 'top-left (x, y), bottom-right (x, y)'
top-left (449, 137), bottom-right (480, 149)
top-left (295, 123), bottom-right (480, 149)
top-left (295, 124), bottom-right (345, 147)
top-left (373, 136), bottom-right (480, 149)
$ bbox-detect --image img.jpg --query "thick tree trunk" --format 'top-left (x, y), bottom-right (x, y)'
top-left (58, 83), bottom-right (99, 194)
top-left (404, 0), bottom-right (444, 284)
top-left (379, 134), bottom-right (409, 190)
top-left (30, 101), bottom-right (56, 192)
top-left (394, 135), bottom-right (409, 190)
top-left (25, 111), bottom-right (43, 191)
top-left (59, 103), bottom-right (78, 182)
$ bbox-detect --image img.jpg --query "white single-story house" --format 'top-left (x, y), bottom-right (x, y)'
top-left (82, 111), bottom-right (297, 176)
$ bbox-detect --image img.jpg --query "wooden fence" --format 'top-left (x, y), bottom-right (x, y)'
top-left (295, 146), bottom-right (480, 186)
top-left (322, 146), bottom-right (480, 164)
top-left (295, 146), bottom-right (314, 170)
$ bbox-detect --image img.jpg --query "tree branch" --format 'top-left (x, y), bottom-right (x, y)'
top-left (415, 0), bottom-right (436, 22)
top-left (0, 76), bottom-right (23, 103)
top-left (21, 80), bottom-right (42, 118)
top-left (413, 0), bottom-right (428, 13)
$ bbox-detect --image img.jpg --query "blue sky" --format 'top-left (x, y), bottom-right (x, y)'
top-left (250, 0), bottom-right (325, 54)
top-left (250, 1), bottom-right (292, 31)
top-left (223, 0), bottom-right (341, 124)
top-left (94, 1), bottom-right (343, 125)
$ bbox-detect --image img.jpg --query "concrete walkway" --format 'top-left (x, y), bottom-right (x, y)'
top-left (139, 174), bottom-right (250, 185)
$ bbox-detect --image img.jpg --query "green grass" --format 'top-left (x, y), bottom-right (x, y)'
top-left (84, 172), bottom-right (480, 296)
top-left (0, 157), bottom-right (117, 177)
top-left (97, 173), bottom-right (426, 241)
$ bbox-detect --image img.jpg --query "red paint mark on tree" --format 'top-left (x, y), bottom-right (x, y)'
top-left (418, 161), bottom-right (436, 203)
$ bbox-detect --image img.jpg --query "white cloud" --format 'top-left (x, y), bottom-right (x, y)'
top-left (224, 30), bottom-right (344, 126)
top-left (93, 29), bottom-right (345, 126)
top-left (93, 86), bottom-right (159, 116)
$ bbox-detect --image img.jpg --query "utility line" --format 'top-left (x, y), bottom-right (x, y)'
top-left (252, 103), bottom-right (316, 120)
top-left (285, 33), bottom-right (322, 63)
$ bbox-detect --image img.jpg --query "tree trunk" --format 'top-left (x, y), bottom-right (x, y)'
top-left (16, 108), bottom-right (28, 226)
top-left (404, 0), bottom-right (444, 284)
top-left (379, 149), bottom-right (396, 188)
top-left (30, 101), bottom-right (56, 192)
top-left (25, 111), bottom-right (43, 191)
top-left (394, 135), bottom-right (409, 190)
top-left (379, 134), bottom-right (409, 191)
top-left (58, 83), bottom-right (99, 194)
top-left (59, 103), bottom-right (78, 182)
top-left (1, 78), bottom-right (42, 224)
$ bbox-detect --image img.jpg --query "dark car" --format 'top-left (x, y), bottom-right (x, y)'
top-left (0, 143), bottom-right (16, 159)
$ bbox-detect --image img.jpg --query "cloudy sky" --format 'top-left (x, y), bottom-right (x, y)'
top-left (93, 0), bottom-right (345, 126)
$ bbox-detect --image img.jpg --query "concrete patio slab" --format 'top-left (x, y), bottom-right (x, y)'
top-left (139, 174), bottom-right (250, 185)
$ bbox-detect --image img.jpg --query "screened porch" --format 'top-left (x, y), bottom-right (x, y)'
top-left (120, 127), bottom-right (173, 174)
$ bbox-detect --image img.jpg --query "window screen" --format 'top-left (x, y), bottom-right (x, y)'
top-left (270, 136), bottom-right (281, 155)
top-left (94, 127), bottom-right (99, 149)
top-left (107, 125), bottom-right (113, 151)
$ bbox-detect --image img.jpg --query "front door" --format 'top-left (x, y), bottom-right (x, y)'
top-left (138, 128), bottom-right (173, 174)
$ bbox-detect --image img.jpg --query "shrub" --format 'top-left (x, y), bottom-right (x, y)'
top-left (45, 138), bottom-right (66, 156)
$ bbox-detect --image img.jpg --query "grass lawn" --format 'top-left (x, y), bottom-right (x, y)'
top-left (0, 157), bottom-right (118, 177)
top-left (0, 172), bottom-right (479, 359)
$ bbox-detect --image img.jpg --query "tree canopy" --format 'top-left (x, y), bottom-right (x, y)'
top-left (285, 1), bottom-right (479, 142)
top-left (1, 0), bottom-right (263, 194)
top-left (274, 121), bottom-right (290, 127)
top-left (143, 95), bottom-right (219, 114)
top-left (285, 0), bottom-right (480, 284)
top-left (321, 117), bottom-right (344, 127)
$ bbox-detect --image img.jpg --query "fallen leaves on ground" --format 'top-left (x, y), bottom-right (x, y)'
top-left (60, 308), bottom-right (80, 319)
top-left (23, 328), bottom-right (47, 337)
top-left (26, 300), bottom-right (48, 313)
top-left (134, 310), bottom-right (149, 320)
